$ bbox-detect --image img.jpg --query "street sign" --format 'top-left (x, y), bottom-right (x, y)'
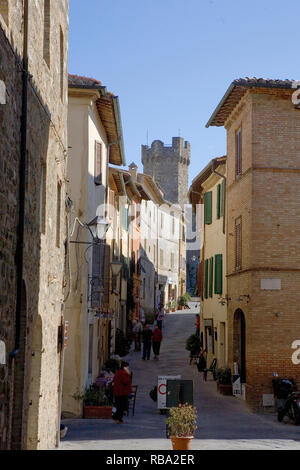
top-left (157, 375), bottom-right (181, 409)
top-left (232, 375), bottom-right (241, 396)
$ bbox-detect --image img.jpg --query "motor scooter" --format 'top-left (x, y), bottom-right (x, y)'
top-left (273, 379), bottom-right (300, 425)
top-left (277, 391), bottom-right (300, 424)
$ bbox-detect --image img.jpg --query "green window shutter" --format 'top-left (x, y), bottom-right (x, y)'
top-left (204, 191), bottom-right (212, 225)
top-left (209, 257), bottom-right (213, 298)
top-left (122, 206), bottom-right (128, 230)
top-left (214, 254), bottom-right (223, 295)
top-left (204, 259), bottom-right (209, 299)
top-left (217, 184), bottom-right (221, 219)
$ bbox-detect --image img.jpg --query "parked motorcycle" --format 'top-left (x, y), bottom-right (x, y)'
top-left (272, 378), bottom-right (300, 425)
top-left (277, 390), bottom-right (300, 425)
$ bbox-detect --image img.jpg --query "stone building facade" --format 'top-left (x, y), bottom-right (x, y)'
top-left (142, 137), bottom-right (190, 207)
top-left (207, 78), bottom-right (300, 408)
top-left (0, 1), bottom-right (69, 449)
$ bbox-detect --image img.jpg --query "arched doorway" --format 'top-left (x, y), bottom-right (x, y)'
top-left (233, 309), bottom-right (246, 383)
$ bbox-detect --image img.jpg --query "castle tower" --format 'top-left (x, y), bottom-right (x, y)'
top-left (141, 137), bottom-right (190, 206)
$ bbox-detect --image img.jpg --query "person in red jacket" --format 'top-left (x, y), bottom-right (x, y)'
top-left (112, 361), bottom-right (132, 424)
top-left (152, 324), bottom-right (163, 360)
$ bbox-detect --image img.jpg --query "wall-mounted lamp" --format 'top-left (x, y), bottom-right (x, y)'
top-left (110, 260), bottom-right (123, 295)
top-left (70, 216), bottom-right (110, 245)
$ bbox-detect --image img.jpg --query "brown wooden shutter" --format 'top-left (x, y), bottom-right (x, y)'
top-left (94, 141), bottom-right (102, 185)
top-left (235, 218), bottom-right (241, 270)
top-left (236, 128), bottom-right (242, 177)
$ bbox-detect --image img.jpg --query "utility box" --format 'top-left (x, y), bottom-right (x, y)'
top-left (157, 375), bottom-right (181, 410)
top-left (166, 379), bottom-right (194, 408)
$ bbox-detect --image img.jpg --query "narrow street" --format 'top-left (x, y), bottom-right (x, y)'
top-left (60, 310), bottom-right (300, 450)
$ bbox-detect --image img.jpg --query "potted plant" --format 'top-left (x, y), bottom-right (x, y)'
top-left (185, 334), bottom-right (201, 359)
top-left (73, 384), bottom-right (113, 419)
top-left (177, 296), bottom-right (185, 310)
top-left (183, 292), bottom-right (191, 307)
top-left (215, 368), bottom-right (232, 395)
top-left (171, 300), bottom-right (176, 312)
top-left (166, 301), bottom-right (172, 313)
top-left (166, 404), bottom-right (197, 450)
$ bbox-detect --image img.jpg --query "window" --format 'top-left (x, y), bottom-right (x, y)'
top-left (160, 249), bottom-right (164, 267)
top-left (40, 162), bottom-right (47, 234)
top-left (56, 181), bottom-right (62, 248)
top-left (0, 0), bottom-right (9, 26)
top-left (171, 252), bottom-right (174, 269)
top-left (60, 26), bottom-right (64, 102)
top-left (94, 141), bottom-right (102, 185)
top-left (235, 217), bottom-right (242, 270)
top-left (204, 191), bottom-right (212, 225)
top-left (236, 128), bottom-right (242, 177)
top-left (108, 188), bottom-right (115, 220)
top-left (171, 212), bottom-right (175, 235)
top-left (214, 254), bottom-right (223, 295)
top-left (43, 0), bottom-right (50, 67)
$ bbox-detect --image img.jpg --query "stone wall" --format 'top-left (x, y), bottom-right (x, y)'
top-left (142, 137), bottom-right (190, 207)
top-left (0, 0), bottom-right (69, 449)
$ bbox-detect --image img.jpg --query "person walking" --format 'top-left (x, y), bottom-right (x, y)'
top-left (135, 319), bottom-right (143, 352)
top-left (112, 361), bottom-right (132, 424)
top-left (152, 324), bottom-right (163, 360)
top-left (156, 305), bottom-right (165, 331)
top-left (195, 314), bottom-right (200, 336)
top-left (142, 323), bottom-right (153, 360)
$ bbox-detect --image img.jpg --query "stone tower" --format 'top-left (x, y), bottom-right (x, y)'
top-left (141, 137), bottom-right (190, 206)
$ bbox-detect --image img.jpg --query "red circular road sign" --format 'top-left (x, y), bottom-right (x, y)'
top-left (158, 383), bottom-right (167, 395)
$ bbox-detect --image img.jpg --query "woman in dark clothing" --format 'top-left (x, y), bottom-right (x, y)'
top-left (112, 361), bottom-right (132, 424)
top-left (142, 323), bottom-right (153, 360)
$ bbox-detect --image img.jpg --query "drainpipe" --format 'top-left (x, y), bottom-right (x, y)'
top-left (10, 0), bottom-right (29, 359)
top-left (211, 160), bottom-right (226, 235)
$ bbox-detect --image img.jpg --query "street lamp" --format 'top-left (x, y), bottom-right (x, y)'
top-left (70, 216), bottom-right (110, 244)
top-left (110, 260), bottom-right (123, 294)
top-left (86, 216), bottom-right (110, 241)
top-left (110, 260), bottom-right (123, 277)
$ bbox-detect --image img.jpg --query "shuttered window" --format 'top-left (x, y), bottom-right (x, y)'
top-left (235, 217), bottom-right (241, 270)
top-left (209, 257), bottom-right (213, 298)
top-left (236, 128), bottom-right (242, 177)
top-left (122, 205), bottom-right (129, 231)
top-left (94, 141), bottom-right (102, 185)
top-left (204, 191), bottom-right (212, 224)
top-left (214, 254), bottom-right (223, 295)
top-left (204, 259), bottom-right (209, 299)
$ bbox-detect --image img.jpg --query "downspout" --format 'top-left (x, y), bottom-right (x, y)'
top-left (10, 0), bottom-right (29, 359)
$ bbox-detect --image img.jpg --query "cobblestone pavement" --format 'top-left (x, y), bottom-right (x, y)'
top-left (59, 307), bottom-right (300, 450)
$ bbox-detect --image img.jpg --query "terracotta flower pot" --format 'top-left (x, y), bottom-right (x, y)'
top-left (83, 405), bottom-right (112, 419)
top-left (170, 436), bottom-right (194, 450)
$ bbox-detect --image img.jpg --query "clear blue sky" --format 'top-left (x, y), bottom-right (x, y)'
top-left (69, 0), bottom-right (300, 185)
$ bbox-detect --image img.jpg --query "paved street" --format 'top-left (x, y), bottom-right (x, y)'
top-left (60, 308), bottom-right (300, 450)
